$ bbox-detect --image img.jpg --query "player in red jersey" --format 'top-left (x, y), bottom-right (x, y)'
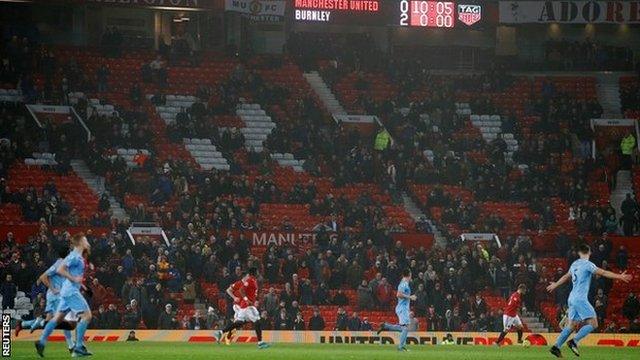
top-left (495, 283), bottom-right (527, 346)
top-left (217, 267), bottom-right (269, 349)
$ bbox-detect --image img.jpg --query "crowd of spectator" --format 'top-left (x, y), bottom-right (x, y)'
top-left (1, 33), bottom-right (639, 335)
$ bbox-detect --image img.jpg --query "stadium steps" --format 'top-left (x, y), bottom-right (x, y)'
top-left (303, 71), bottom-right (347, 115)
top-left (70, 159), bottom-right (127, 221)
top-left (469, 113), bottom-right (524, 169)
top-left (182, 138), bottom-right (231, 171)
top-left (235, 102), bottom-right (305, 172)
top-left (148, 94), bottom-right (197, 125)
top-left (610, 170), bottom-right (633, 221)
top-left (235, 102), bottom-right (274, 153)
top-left (401, 192), bottom-right (444, 246)
top-left (596, 73), bottom-right (623, 118)
top-left (270, 153), bottom-right (305, 172)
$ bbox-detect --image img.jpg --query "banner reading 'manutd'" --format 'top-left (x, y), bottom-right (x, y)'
top-left (12, 330), bottom-right (640, 347)
top-left (500, 1), bottom-right (640, 23)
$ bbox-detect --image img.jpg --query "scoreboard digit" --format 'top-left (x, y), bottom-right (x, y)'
top-left (400, 0), bottom-right (409, 26)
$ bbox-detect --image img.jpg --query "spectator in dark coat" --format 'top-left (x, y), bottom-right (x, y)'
top-left (308, 308), bottom-right (325, 330)
top-left (0, 275), bottom-right (17, 309)
top-left (188, 309), bottom-right (207, 330)
top-left (623, 293), bottom-right (640, 321)
top-left (274, 308), bottom-right (292, 330)
top-left (347, 312), bottom-right (361, 331)
top-left (259, 311), bottom-right (272, 331)
top-left (357, 280), bottom-right (374, 310)
top-left (332, 289), bottom-right (348, 306)
top-left (93, 305), bottom-right (107, 329)
top-left (293, 313), bottom-right (306, 330)
top-left (123, 300), bottom-right (141, 329)
top-left (360, 317), bottom-right (372, 331)
top-left (104, 304), bottom-right (122, 328)
top-left (616, 246), bottom-right (629, 269)
top-left (335, 307), bottom-right (348, 330)
top-left (313, 283), bottom-right (330, 305)
top-left (158, 303), bottom-right (177, 329)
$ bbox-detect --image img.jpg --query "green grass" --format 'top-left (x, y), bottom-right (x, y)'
top-left (9, 342), bottom-right (640, 360)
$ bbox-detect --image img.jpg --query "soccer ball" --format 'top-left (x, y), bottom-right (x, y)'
top-left (522, 340), bottom-right (531, 348)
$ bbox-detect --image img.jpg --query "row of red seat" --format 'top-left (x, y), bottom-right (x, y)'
top-left (3, 163), bottom-right (99, 221)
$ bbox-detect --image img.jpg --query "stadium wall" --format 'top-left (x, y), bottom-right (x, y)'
top-left (12, 331), bottom-right (640, 347)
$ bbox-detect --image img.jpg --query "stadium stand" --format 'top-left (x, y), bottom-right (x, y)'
top-left (1, 28), bottom-right (639, 337)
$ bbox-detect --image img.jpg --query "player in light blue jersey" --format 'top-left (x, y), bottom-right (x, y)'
top-left (35, 233), bottom-right (93, 358)
top-left (376, 269), bottom-right (416, 351)
top-left (547, 244), bottom-right (632, 358)
top-left (16, 246), bottom-right (76, 351)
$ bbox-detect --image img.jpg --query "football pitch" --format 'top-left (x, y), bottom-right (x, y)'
top-left (8, 342), bottom-right (640, 359)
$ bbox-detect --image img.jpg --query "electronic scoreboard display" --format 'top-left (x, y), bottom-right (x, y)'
top-left (396, 1), bottom-right (483, 28)
top-left (292, 1), bottom-right (484, 28)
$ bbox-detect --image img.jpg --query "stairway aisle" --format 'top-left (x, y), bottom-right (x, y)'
top-left (401, 192), bottom-right (445, 247)
top-left (470, 113), bottom-right (520, 166)
top-left (235, 102), bottom-right (275, 153)
top-left (70, 160), bottom-right (127, 221)
top-left (596, 73), bottom-right (622, 118)
top-left (235, 102), bottom-right (305, 171)
top-left (304, 71), bottom-right (347, 115)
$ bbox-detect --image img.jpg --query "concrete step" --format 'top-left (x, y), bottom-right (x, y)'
top-left (70, 159), bottom-right (127, 221)
top-left (304, 71), bottom-right (347, 115)
top-left (596, 73), bottom-right (623, 116)
top-left (401, 191), bottom-right (446, 247)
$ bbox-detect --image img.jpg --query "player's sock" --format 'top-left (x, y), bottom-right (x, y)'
top-left (496, 331), bottom-right (508, 344)
top-left (517, 329), bottom-right (523, 343)
top-left (572, 324), bottom-right (594, 344)
top-left (398, 325), bottom-right (408, 348)
top-left (383, 323), bottom-right (404, 332)
top-left (63, 330), bottom-right (74, 349)
top-left (38, 319), bottom-right (59, 345)
top-left (254, 320), bottom-right (263, 342)
top-left (222, 321), bottom-right (246, 335)
top-left (75, 319), bottom-right (90, 348)
top-left (554, 326), bottom-right (573, 348)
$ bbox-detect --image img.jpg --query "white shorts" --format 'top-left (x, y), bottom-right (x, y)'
top-left (233, 305), bottom-right (260, 323)
top-left (503, 314), bottom-right (522, 330)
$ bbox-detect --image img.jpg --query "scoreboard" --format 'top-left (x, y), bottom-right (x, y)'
top-left (292, 0), bottom-right (484, 28)
top-left (396, 1), bottom-right (483, 28)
